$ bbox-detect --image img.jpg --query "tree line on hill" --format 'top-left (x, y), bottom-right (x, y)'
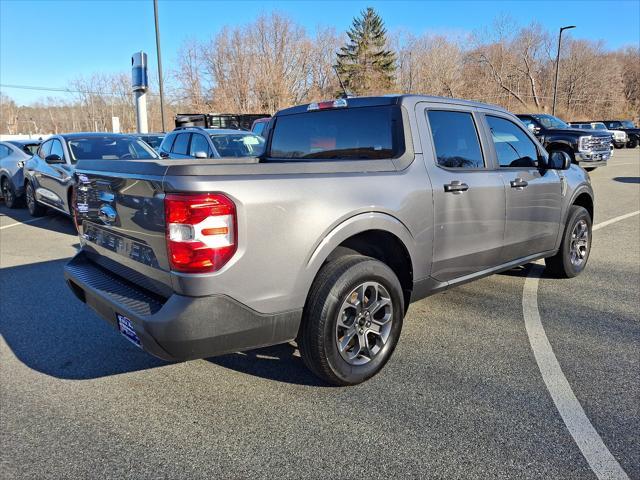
top-left (1, 8), bottom-right (638, 135)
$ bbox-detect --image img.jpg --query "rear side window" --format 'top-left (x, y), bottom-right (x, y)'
top-left (0, 145), bottom-right (10, 159)
top-left (269, 106), bottom-right (404, 160)
top-left (172, 133), bottom-right (191, 155)
top-left (486, 116), bottom-right (538, 168)
top-left (427, 110), bottom-right (484, 168)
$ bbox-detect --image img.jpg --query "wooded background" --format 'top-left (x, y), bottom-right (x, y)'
top-left (1, 12), bottom-right (638, 135)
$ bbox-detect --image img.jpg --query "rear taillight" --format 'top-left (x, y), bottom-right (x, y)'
top-left (164, 193), bottom-right (237, 273)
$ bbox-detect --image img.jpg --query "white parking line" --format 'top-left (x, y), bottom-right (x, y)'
top-left (523, 211), bottom-right (639, 480)
top-left (0, 216), bottom-right (47, 230)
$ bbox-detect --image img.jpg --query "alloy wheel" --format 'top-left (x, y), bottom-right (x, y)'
top-left (335, 281), bottom-right (393, 366)
top-left (569, 219), bottom-right (589, 267)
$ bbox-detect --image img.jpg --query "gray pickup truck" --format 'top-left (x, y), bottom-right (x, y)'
top-left (64, 95), bottom-right (594, 386)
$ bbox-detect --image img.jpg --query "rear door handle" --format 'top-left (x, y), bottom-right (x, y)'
top-left (510, 178), bottom-right (529, 189)
top-left (444, 181), bottom-right (469, 194)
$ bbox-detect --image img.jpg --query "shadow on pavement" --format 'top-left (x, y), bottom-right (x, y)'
top-left (0, 205), bottom-right (76, 236)
top-left (208, 343), bottom-right (329, 387)
top-left (0, 258), bottom-right (170, 379)
top-left (0, 257), bottom-right (325, 386)
top-left (613, 176), bottom-right (640, 184)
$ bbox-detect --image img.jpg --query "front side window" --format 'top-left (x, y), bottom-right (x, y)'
top-left (172, 133), bottom-right (190, 155)
top-left (486, 116), bottom-right (538, 168)
top-left (50, 139), bottom-right (65, 160)
top-left (427, 110), bottom-right (484, 169)
top-left (38, 140), bottom-right (52, 159)
top-left (189, 134), bottom-right (210, 157)
top-left (269, 105), bottom-right (404, 160)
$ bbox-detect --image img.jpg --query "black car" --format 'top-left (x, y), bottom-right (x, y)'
top-left (516, 114), bottom-right (611, 171)
top-left (598, 120), bottom-right (639, 148)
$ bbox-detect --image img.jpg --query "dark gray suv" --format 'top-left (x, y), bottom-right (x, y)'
top-left (23, 133), bottom-right (157, 217)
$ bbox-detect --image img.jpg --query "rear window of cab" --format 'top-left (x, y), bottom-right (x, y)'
top-left (268, 105), bottom-right (405, 161)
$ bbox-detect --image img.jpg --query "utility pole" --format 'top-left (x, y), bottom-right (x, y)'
top-left (552, 25), bottom-right (576, 116)
top-left (153, 0), bottom-right (166, 132)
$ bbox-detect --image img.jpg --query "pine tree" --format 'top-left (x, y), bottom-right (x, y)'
top-left (336, 7), bottom-right (396, 95)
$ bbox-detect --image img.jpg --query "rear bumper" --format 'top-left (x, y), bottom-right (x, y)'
top-left (64, 252), bottom-right (302, 361)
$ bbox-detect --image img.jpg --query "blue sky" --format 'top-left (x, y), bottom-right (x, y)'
top-left (1, 0), bottom-right (639, 105)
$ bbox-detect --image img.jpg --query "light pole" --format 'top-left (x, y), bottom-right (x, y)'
top-left (153, 0), bottom-right (166, 132)
top-left (552, 25), bottom-right (576, 116)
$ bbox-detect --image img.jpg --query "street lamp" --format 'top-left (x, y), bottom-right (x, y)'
top-left (552, 25), bottom-right (576, 116)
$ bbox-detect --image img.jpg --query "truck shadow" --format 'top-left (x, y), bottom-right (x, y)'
top-left (0, 258), bottom-right (170, 380)
top-left (1, 257), bottom-right (326, 386)
top-left (208, 344), bottom-right (330, 387)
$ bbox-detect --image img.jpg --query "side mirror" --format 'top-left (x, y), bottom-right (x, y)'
top-left (45, 154), bottom-right (64, 164)
top-left (527, 124), bottom-right (540, 135)
top-left (194, 151), bottom-right (208, 159)
top-left (548, 151), bottom-right (571, 170)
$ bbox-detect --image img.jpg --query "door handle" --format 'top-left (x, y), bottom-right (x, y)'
top-left (444, 181), bottom-right (469, 194)
top-left (510, 178), bottom-right (529, 189)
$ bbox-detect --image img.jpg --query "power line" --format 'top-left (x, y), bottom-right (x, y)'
top-left (0, 83), bottom-right (161, 97)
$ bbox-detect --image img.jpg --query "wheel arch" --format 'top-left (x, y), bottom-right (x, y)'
top-left (301, 213), bottom-right (418, 310)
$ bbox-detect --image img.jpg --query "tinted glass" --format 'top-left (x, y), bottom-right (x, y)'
top-left (160, 133), bottom-right (177, 152)
top-left (427, 110), bottom-right (484, 168)
top-left (0, 145), bottom-right (10, 158)
top-left (189, 134), bottom-right (210, 157)
top-left (66, 136), bottom-right (157, 161)
top-left (533, 114), bottom-right (569, 129)
top-left (50, 139), bottom-right (65, 160)
top-left (39, 140), bottom-right (52, 158)
top-left (621, 121), bottom-right (635, 128)
top-left (210, 133), bottom-right (265, 157)
top-left (172, 133), bottom-right (190, 155)
top-left (142, 135), bottom-right (164, 149)
top-left (253, 122), bottom-right (265, 136)
top-left (21, 143), bottom-right (39, 155)
top-left (269, 106), bottom-right (404, 160)
top-left (487, 116), bottom-right (538, 168)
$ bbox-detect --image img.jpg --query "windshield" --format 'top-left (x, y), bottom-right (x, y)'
top-left (67, 136), bottom-right (158, 162)
top-left (533, 114), bottom-right (569, 129)
top-left (140, 135), bottom-right (164, 149)
top-left (621, 120), bottom-right (636, 128)
top-left (209, 133), bottom-right (265, 157)
top-left (592, 123), bottom-right (607, 130)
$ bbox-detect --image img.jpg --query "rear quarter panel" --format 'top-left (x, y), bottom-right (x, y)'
top-left (163, 158), bottom-right (433, 313)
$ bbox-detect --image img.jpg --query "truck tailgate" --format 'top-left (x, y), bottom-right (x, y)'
top-left (75, 166), bottom-right (173, 297)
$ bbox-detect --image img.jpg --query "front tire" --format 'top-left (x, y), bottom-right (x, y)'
top-left (298, 255), bottom-right (405, 386)
top-left (545, 205), bottom-right (592, 278)
top-left (25, 182), bottom-right (46, 217)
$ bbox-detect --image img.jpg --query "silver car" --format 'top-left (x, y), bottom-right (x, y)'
top-left (0, 139), bottom-right (41, 208)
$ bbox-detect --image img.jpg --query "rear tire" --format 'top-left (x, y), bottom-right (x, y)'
top-left (298, 255), bottom-right (405, 386)
top-left (1, 178), bottom-right (20, 209)
top-left (545, 205), bottom-right (592, 278)
top-left (25, 182), bottom-right (46, 217)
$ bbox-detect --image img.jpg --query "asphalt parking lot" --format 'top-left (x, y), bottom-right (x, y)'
top-left (1, 150), bottom-right (638, 479)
